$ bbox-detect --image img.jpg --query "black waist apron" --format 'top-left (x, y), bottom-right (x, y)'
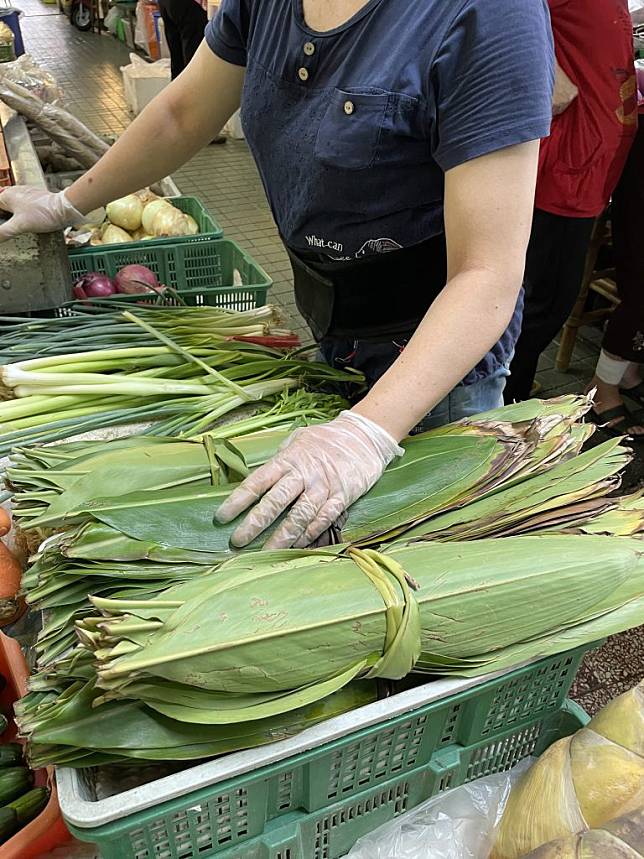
top-left (287, 234), bottom-right (448, 342)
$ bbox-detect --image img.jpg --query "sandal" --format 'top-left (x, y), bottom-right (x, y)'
top-left (588, 404), bottom-right (644, 441)
top-left (620, 380), bottom-right (644, 409)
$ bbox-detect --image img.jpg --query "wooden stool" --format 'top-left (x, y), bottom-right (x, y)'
top-left (555, 211), bottom-right (619, 371)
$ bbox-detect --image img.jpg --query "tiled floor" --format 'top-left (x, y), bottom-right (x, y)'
top-left (14, 6), bottom-right (644, 716)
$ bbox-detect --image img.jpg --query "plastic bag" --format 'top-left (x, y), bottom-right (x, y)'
top-left (120, 53), bottom-right (171, 115)
top-left (134, 0), bottom-right (158, 55)
top-left (103, 5), bottom-right (124, 35)
top-left (224, 108), bottom-right (245, 139)
top-left (346, 760), bottom-right (531, 859)
top-left (630, 0), bottom-right (644, 25)
top-left (636, 60), bottom-right (644, 106)
top-left (0, 77), bottom-right (108, 168)
top-left (120, 52), bottom-right (171, 79)
top-left (0, 54), bottom-right (64, 104)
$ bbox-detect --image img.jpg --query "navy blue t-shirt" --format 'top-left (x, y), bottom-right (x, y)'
top-left (206, 0), bottom-right (554, 381)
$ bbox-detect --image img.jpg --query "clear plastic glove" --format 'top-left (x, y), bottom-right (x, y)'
top-left (0, 186), bottom-right (85, 241)
top-left (216, 410), bottom-right (404, 549)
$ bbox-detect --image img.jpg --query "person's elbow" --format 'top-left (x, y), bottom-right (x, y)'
top-left (494, 268), bottom-right (524, 331)
top-left (161, 84), bottom-right (194, 135)
top-left (470, 263), bottom-right (525, 330)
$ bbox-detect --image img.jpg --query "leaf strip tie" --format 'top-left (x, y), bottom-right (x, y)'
top-left (348, 548), bottom-right (421, 680)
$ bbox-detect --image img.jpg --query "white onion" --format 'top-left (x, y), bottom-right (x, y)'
top-left (102, 224), bottom-right (133, 244)
top-left (106, 195), bottom-right (143, 232)
top-left (151, 207), bottom-right (198, 237)
top-left (141, 199), bottom-right (174, 234)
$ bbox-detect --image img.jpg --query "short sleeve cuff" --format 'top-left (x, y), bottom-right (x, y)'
top-left (205, 18), bottom-right (247, 66)
top-left (435, 118), bottom-right (552, 172)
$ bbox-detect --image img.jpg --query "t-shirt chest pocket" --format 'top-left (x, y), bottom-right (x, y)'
top-left (315, 88), bottom-right (419, 171)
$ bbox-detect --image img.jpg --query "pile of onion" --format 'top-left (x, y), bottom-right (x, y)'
top-left (98, 192), bottom-right (199, 244)
top-left (73, 265), bottom-right (165, 300)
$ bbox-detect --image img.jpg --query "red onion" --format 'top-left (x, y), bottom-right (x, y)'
top-left (73, 273), bottom-right (115, 300)
top-left (114, 264), bottom-right (164, 295)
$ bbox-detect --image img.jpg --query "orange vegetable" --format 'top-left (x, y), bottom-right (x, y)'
top-left (0, 508), bottom-right (11, 538)
top-left (0, 543), bottom-right (24, 625)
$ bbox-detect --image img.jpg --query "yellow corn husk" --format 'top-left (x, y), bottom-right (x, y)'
top-left (589, 684), bottom-right (644, 756)
top-left (519, 808), bottom-right (644, 858)
top-left (491, 737), bottom-right (586, 859)
top-left (492, 685), bottom-right (644, 859)
top-left (570, 730), bottom-right (644, 828)
top-left (602, 807), bottom-right (644, 855)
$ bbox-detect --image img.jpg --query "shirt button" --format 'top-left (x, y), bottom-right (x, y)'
top-left (303, 41), bottom-right (315, 56)
top-left (344, 100), bottom-right (355, 115)
top-left (298, 67), bottom-right (309, 82)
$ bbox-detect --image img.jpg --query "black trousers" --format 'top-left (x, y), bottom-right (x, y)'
top-left (602, 114), bottom-right (644, 363)
top-left (158, 0), bottom-right (207, 80)
top-left (504, 209), bottom-right (595, 403)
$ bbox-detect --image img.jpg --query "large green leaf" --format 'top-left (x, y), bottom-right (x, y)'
top-left (343, 435), bottom-right (501, 542)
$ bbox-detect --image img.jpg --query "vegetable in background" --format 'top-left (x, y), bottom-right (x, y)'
top-left (105, 195), bottom-right (144, 232)
top-left (72, 273), bottom-right (115, 301)
top-left (0, 768), bottom-right (33, 805)
top-left (520, 809), bottom-right (644, 859)
top-left (0, 786), bottom-right (50, 844)
top-left (0, 307), bottom-right (359, 454)
top-left (89, 192), bottom-right (199, 244)
top-left (0, 745), bottom-right (24, 768)
top-left (0, 543), bottom-right (23, 625)
top-left (101, 224), bottom-right (132, 244)
top-left (0, 305), bottom-right (300, 362)
top-left (140, 198), bottom-right (170, 234)
top-left (492, 684), bottom-right (644, 858)
top-left (113, 264), bottom-right (163, 296)
top-left (149, 203), bottom-right (197, 237)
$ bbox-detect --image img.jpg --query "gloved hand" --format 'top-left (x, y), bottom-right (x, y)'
top-left (216, 410), bottom-right (404, 549)
top-left (0, 187), bottom-right (86, 241)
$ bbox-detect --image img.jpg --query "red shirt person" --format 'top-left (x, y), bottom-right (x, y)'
top-left (505, 0), bottom-right (637, 403)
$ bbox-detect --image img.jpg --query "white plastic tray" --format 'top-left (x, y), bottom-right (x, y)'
top-left (56, 660), bottom-right (535, 829)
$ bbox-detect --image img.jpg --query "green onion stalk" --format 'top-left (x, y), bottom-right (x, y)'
top-left (0, 313), bottom-right (362, 455)
top-left (0, 305), bottom-right (298, 362)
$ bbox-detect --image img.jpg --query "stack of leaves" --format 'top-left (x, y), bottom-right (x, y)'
top-left (17, 672), bottom-right (378, 768)
top-left (9, 394), bottom-right (644, 767)
top-left (0, 310), bottom-right (359, 454)
top-left (6, 395), bottom-right (635, 560)
top-left (16, 534), bottom-right (644, 767)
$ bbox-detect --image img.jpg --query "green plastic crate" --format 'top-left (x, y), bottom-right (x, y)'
top-left (68, 196), bottom-right (223, 257)
top-left (66, 238), bottom-right (272, 310)
top-left (59, 643), bottom-right (597, 859)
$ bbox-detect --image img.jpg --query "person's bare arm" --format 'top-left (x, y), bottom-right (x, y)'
top-left (552, 59), bottom-right (578, 115)
top-left (352, 140), bottom-right (540, 439)
top-left (67, 44), bottom-right (244, 213)
top-left (0, 43), bottom-right (244, 241)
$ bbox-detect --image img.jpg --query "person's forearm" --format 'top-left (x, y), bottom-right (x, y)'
top-left (66, 46), bottom-right (244, 214)
top-left (352, 268), bottom-right (520, 440)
